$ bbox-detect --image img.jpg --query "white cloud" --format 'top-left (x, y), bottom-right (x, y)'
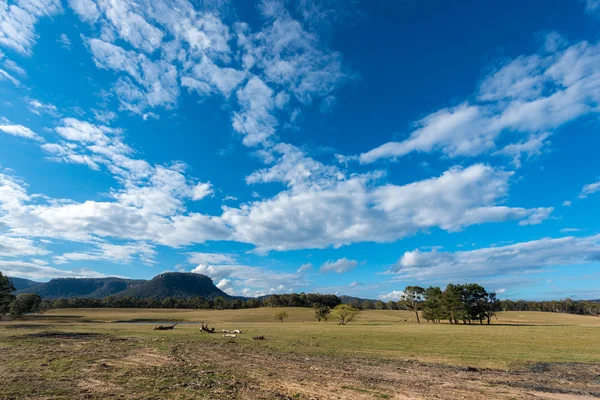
top-left (27, 99), bottom-right (59, 116)
top-left (3, 59), bottom-right (26, 76)
top-left (192, 182), bottom-right (213, 200)
top-left (392, 234), bottom-right (600, 281)
top-left (68, 0), bottom-right (100, 23)
top-left (0, 0), bottom-right (62, 54)
top-left (53, 242), bottom-right (156, 265)
top-left (186, 252), bottom-right (236, 265)
top-left (86, 38), bottom-right (179, 113)
top-left (0, 68), bottom-right (21, 86)
top-left (224, 163), bottom-right (552, 252)
top-left (320, 257), bottom-right (358, 273)
top-left (563, 200), bottom-right (572, 206)
top-left (0, 123), bottom-right (42, 141)
top-left (191, 263), bottom-right (309, 296)
top-left (216, 278), bottom-right (232, 291)
top-left (296, 262), bottom-right (313, 273)
top-left (496, 288), bottom-right (506, 294)
top-left (560, 228), bottom-right (581, 233)
top-left (246, 143), bottom-right (344, 190)
top-left (232, 76), bottom-right (278, 146)
top-left (57, 33), bottom-right (71, 49)
top-left (360, 36), bottom-right (600, 164)
top-left (580, 180), bottom-right (600, 198)
top-left (378, 290), bottom-right (404, 302)
top-left (492, 132), bottom-right (551, 168)
top-left (0, 259), bottom-right (109, 280)
top-left (0, 234), bottom-right (49, 257)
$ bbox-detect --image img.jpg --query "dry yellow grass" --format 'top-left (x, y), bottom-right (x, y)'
top-left (33, 308), bottom-right (600, 368)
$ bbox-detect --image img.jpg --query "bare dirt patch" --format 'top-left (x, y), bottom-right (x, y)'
top-left (96, 348), bottom-right (175, 369)
top-left (17, 331), bottom-right (108, 339)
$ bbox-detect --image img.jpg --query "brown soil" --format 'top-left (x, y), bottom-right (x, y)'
top-left (1, 331), bottom-right (599, 399)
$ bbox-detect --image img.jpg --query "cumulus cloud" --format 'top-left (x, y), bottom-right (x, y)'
top-left (225, 163), bottom-right (552, 252)
top-left (361, 36), bottom-right (600, 164)
top-left (192, 182), bottom-right (213, 200)
top-left (378, 290), bottom-right (404, 301)
top-left (191, 263), bottom-right (310, 296)
top-left (320, 257), bottom-right (358, 273)
top-left (392, 234), bottom-right (600, 281)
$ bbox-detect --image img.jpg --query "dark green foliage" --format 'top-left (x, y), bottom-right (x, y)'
top-left (1, 272), bottom-right (16, 315)
top-left (9, 294), bottom-right (41, 316)
top-left (401, 286), bottom-right (425, 323)
top-left (422, 286), bottom-right (446, 323)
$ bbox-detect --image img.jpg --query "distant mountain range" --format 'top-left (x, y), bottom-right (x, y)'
top-left (10, 272), bottom-right (229, 300)
top-left (9, 277), bottom-right (43, 291)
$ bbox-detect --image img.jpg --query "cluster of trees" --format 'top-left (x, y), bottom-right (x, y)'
top-left (2, 272), bottom-right (598, 319)
top-left (401, 284), bottom-right (501, 324)
top-left (0, 273), bottom-right (42, 318)
top-left (34, 292), bottom-right (343, 311)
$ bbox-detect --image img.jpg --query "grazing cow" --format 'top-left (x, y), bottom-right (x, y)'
top-left (223, 334), bottom-right (237, 338)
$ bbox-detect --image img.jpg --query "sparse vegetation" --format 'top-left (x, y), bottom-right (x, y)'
top-left (314, 305), bottom-right (330, 322)
top-left (331, 304), bottom-right (359, 325)
top-left (1, 308), bottom-right (600, 399)
top-left (273, 310), bottom-right (289, 322)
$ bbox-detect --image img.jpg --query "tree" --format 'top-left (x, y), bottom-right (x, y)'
top-left (443, 284), bottom-right (465, 324)
top-left (0, 273), bottom-right (16, 316)
top-left (483, 292), bottom-right (501, 324)
top-left (273, 310), bottom-right (289, 322)
top-left (331, 304), bottom-right (359, 325)
top-left (401, 286), bottom-right (425, 323)
top-left (422, 286), bottom-right (446, 323)
top-left (314, 306), bottom-right (330, 322)
top-left (9, 294), bottom-right (41, 317)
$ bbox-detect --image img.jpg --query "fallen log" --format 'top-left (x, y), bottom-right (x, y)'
top-left (154, 323), bottom-right (177, 331)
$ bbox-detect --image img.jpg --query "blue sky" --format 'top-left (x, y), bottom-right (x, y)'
top-left (1, 0), bottom-right (600, 301)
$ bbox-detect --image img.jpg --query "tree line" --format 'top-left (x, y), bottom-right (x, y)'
top-left (1, 272), bottom-right (598, 318)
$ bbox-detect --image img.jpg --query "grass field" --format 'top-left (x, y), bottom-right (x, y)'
top-left (1, 308), bottom-right (599, 399)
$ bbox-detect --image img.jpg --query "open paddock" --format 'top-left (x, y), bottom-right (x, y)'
top-left (1, 308), bottom-right (599, 399)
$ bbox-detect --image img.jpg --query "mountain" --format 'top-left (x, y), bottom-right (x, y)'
top-left (114, 272), bottom-right (229, 299)
top-left (339, 295), bottom-right (378, 305)
top-left (9, 277), bottom-right (43, 291)
top-left (16, 277), bottom-right (145, 299)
